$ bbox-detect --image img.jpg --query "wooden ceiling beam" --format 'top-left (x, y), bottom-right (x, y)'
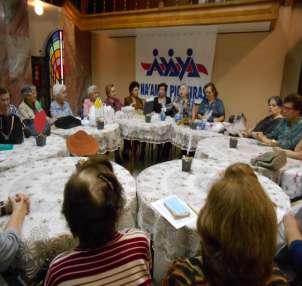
top-left (63, 0), bottom-right (280, 31)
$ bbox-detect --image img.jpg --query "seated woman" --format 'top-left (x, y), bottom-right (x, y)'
top-left (254, 94), bottom-right (302, 159)
top-left (197, 82), bottom-right (225, 122)
top-left (104, 84), bottom-right (123, 111)
top-left (173, 84), bottom-right (194, 119)
top-left (50, 83), bottom-right (73, 118)
top-left (244, 96), bottom-right (283, 137)
top-left (0, 193), bottom-right (30, 285)
top-left (82, 85), bottom-right (100, 118)
top-left (0, 87), bottom-right (23, 144)
top-left (163, 163), bottom-right (288, 286)
top-left (18, 85), bottom-right (51, 136)
top-left (124, 81), bottom-right (143, 110)
top-left (153, 83), bottom-right (173, 116)
top-left (45, 157), bottom-right (152, 286)
top-left (123, 81), bottom-right (145, 160)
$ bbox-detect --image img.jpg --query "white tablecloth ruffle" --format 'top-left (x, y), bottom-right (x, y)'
top-left (136, 159), bottom-right (290, 284)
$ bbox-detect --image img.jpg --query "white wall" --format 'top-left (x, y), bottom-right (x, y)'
top-left (28, 0), bottom-right (63, 56)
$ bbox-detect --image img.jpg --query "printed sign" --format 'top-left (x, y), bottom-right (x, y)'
top-left (136, 32), bottom-right (217, 102)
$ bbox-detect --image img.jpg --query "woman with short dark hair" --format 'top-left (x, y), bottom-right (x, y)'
top-left (162, 163), bottom-right (288, 286)
top-left (45, 157), bottom-right (152, 286)
top-left (254, 93), bottom-right (302, 152)
top-left (0, 87), bottom-right (24, 144)
top-left (197, 82), bottom-right (225, 122)
top-left (243, 96), bottom-right (283, 138)
top-left (124, 81), bottom-right (143, 110)
top-left (153, 82), bottom-right (173, 116)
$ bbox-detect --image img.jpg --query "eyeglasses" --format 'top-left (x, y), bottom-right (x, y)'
top-left (283, 105), bottom-right (295, 111)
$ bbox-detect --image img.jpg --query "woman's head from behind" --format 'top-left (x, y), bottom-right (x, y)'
top-left (268, 96), bottom-right (282, 117)
top-left (197, 163), bottom-right (277, 286)
top-left (62, 157), bottom-right (125, 249)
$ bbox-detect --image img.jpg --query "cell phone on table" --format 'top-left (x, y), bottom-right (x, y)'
top-left (164, 196), bottom-right (191, 219)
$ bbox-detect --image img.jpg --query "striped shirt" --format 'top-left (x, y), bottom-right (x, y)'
top-left (162, 256), bottom-right (288, 286)
top-left (45, 229), bottom-right (152, 286)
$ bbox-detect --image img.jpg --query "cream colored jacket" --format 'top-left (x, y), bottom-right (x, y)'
top-left (18, 101), bottom-right (35, 121)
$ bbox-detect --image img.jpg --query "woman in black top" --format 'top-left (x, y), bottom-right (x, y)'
top-left (243, 96), bottom-right (283, 137)
top-left (253, 96), bottom-right (283, 134)
top-left (0, 87), bottom-right (23, 144)
top-left (153, 83), bottom-right (173, 116)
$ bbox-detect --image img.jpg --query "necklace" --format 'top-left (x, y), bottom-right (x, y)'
top-left (0, 116), bottom-right (14, 141)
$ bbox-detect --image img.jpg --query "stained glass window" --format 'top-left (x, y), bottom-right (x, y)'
top-left (46, 30), bottom-right (64, 86)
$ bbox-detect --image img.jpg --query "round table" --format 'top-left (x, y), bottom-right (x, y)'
top-left (117, 115), bottom-right (173, 144)
top-left (171, 124), bottom-right (223, 152)
top-left (0, 157), bottom-right (137, 281)
top-left (194, 136), bottom-right (302, 199)
top-left (0, 135), bottom-right (68, 172)
top-left (136, 159), bottom-right (290, 284)
top-left (52, 124), bottom-right (122, 154)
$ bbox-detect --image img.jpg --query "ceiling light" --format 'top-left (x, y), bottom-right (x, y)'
top-left (34, 0), bottom-right (44, 16)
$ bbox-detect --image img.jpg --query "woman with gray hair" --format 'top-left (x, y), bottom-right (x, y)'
top-left (18, 85), bottom-right (51, 137)
top-left (18, 85), bottom-right (39, 122)
top-left (50, 83), bottom-right (73, 118)
top-left (173, 84), bottom-right (194, 119)
top-left (82, 85), bottom-right (100, 117)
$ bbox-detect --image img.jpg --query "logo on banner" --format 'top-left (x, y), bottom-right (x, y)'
top-left (141, 48), bottom-right (208, 80)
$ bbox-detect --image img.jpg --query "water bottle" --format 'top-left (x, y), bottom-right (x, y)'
top-left (200, 120), bottom-right (206, 130)
top-left (160, 107), bottom-right (166, 121)
top-left (175, 113), bottom-right (181, 123)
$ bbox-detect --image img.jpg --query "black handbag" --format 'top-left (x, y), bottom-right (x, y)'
top-left (54, 116), bottom-right (81, 129)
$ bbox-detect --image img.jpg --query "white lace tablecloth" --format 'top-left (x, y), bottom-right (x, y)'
top-left (117, 115), bottom-right (173, 144)
top-left (194, 136), bottom-right (302, 199)
top-left (0, 135), bottom-right (68, 172)
top-left (136, 159), bottom-right (290, 284)
top-left (52, 124), bottom-right (122, 154)
top-left (0, 157), bottom-right (136, 281)
top-left (171, 125), bottom-right (223, 152)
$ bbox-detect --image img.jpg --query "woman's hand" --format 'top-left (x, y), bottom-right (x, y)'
top-left (10, 193), bottom-right (30, 217)
top-left (253, 132), bottom-right (265, 141)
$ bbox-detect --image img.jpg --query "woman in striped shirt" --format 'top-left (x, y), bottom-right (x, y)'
top-left (45, 157), bottom-right (152, 286)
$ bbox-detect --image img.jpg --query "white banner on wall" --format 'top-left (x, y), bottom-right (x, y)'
top-left (136, 32), bottom-right (217, 102)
